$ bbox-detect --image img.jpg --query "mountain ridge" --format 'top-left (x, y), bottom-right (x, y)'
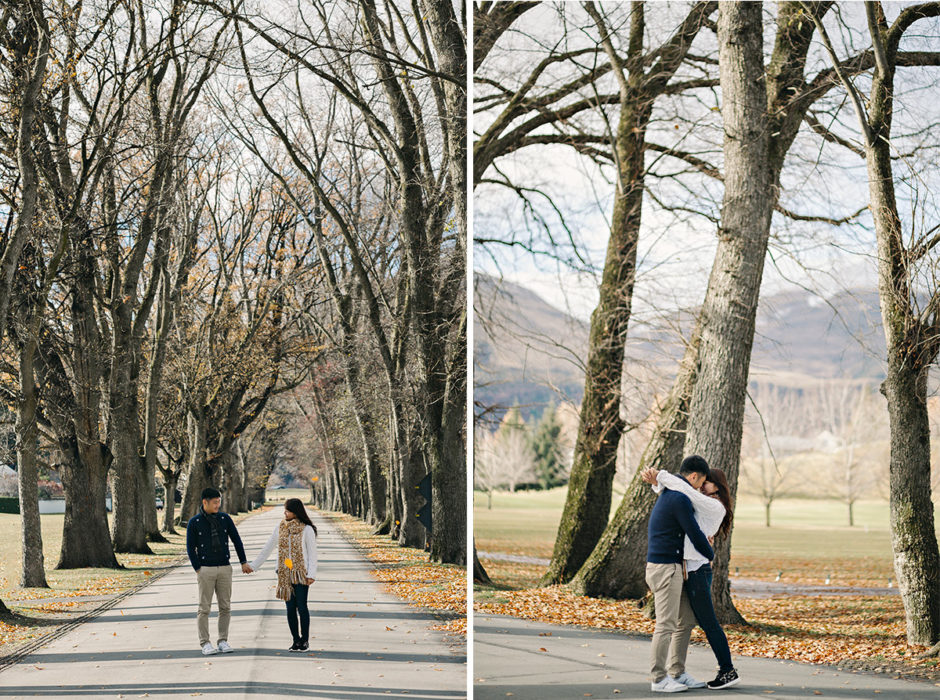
top-left (474, 273), bottom-right (886, 421)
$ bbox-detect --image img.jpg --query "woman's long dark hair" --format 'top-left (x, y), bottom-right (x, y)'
top-left (708, 468), bottom-right (734, 538)
top-left (284, 498), bottom-right (317, 535)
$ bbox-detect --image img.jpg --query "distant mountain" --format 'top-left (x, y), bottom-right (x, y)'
top-left (473, 275), bottom-right (588, 422)
top-left (474, 274), bottom-right (886, 422)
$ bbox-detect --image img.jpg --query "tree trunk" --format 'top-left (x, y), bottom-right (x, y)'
top-left (682, 1), bottom-right (773, 626)
top-left (350, 380), bottom-right (386, 525)
top-left (17, 337), bottom-right (47, 588)
top-left (430, 311), bottom-right (467, 565)
top-left (570, 332), bottom-right (698, 598)
top-left (866, 56), bottom-right (940, 644)
top-left (882, 363), bottom-right (940, 644)
top-left (162, 471), bottom-right (179, 534)
top-left (180, 416), bottom-right (212, 522)
top-left (110, 344), bottom-right (151, 553)
top-left (765, 501), bottom-right (771, 528)
top-left (140, 451), bottom-right (166, 542)
top-left (58, 231), bottom-right (120, 570)
top-left (221, 446), bottom-right (246, 515)
top-left (397, 420), bottom-right (427, 549)
top-left (0, 0), bottom-right (50, 347)
top-left (848, 500), bottom-right (854, 528)
top-left (473, 545), bottom-right (492, 585)
top-left (386, 441), bottom-right (401, 539)
top-left (58, 445), bottom-right (119, 569)
top-left (541, 83), bottom-right (649, 586)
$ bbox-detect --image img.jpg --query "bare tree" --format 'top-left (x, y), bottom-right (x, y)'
top-left (739, 383), bottom-right (808, 528)
top-left (209, 0), bottom-right (467, 563)
top-left (805, 0), bottom-right (940, 648)
top-left (0, 0), bottom-right (52, 589)
top-left (541, 0), bottom-right (718, 586)
top-left (814, 381), bottom-right (885, 527)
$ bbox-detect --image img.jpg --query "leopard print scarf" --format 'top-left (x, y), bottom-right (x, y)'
top-left (276, 518), bottom-right (307, 601)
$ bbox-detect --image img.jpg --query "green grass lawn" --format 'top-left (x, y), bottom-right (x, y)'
top-left (474, 488), bottom-right (940, 586)
top-left (0, 513), bottom-right (67, 592)
top-left (0, 513), bottom-right (187, 596)
top-left (265, 487), bottom-right (311, 504)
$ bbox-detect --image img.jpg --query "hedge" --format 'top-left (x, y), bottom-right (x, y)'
top-left (0, 497), bottom-right (19, 514)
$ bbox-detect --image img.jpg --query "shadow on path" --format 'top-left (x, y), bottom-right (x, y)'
top-left (23, 648), bottom-right (463, 665)
top-left (0, 681), bottom-right (465, 698)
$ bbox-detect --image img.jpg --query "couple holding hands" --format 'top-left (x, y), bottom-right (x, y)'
top-left (644, 455), bottom-right (741, 693)
top-left (186, 489), bottom-right (318, 656)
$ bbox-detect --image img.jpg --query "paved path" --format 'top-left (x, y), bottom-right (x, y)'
top-left (474, 614), bottom-right (938, 699)
top-left (0, 508), bottom-right (466, 699)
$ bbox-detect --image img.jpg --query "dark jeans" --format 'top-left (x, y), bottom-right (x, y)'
top-left (684, 564), bottom-right (733, 672)
top-left (285, 583), bottom-right (310, 644)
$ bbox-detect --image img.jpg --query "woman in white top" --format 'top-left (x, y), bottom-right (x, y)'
top-left (641, 465), bottom-right (740, 690)
top-left (249, 498), bottom-right (318, 651)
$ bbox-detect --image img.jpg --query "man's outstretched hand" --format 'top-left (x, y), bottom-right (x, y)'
top-left (640, 467), bottom-right (659, 485)
top-left (242, 563), bottom-right (253, 574)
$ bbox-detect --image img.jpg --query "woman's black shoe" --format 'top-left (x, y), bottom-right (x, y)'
top-left (288, 641), bottom-right (301, 652)
top-left (707, 668), bottom-right (740, 689)
top-left (297, 641), bottom-right (309, 652)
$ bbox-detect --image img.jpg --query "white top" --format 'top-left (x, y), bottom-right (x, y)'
top-left (250, 522), bottom-right (318, 579)
top-left (652, 470), bottom-right (726, 572)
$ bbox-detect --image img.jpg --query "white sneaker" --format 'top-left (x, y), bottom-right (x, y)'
top-left (672, 672), bottom-right (706, 689)
top-left (651, 676), bottom-right (688, 693)
top-left (217, 641), bottom-right (234, 653)
top-left (201, 642), bottom-right (218, 656)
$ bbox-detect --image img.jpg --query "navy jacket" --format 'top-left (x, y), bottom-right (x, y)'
top-left (647, 483), bottom-right (714, 564)
top-left (186, 511), bottom-right (248, 570)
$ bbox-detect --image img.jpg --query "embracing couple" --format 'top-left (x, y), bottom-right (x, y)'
top-left (644, 455), bottom-right (741, 693)
top-left (186, 488), bottom-right (318, 656)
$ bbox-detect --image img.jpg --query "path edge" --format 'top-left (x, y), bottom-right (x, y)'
top-left (475, 612), bottom-right (940, 687)
top-left (0, 551), bottom-right (187, 674)
top-left (0, 507), bottom-right (271, 674)
top-left (316, 508), bottom-right (467, 655)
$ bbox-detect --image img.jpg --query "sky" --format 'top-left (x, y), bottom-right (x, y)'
top-left (473, 2), bottom-right (940, 324)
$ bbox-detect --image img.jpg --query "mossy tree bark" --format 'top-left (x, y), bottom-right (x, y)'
top-left (681, 0), bottom-right (773, 626)
top-left (542, 1), bottom-right (716, 586)
top-left (806, 0), bottom-right (940, 647)
top-left (867, 13), bottom-right (940, 649)
top-left (571, 1), bottom-right (844, 610)
top-left (569, 329), bottom-right (699, 597)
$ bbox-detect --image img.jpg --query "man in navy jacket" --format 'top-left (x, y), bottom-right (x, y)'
top-left (186, 487), bottom-right (251, 656)
top-left (646, 455), bottom-right (714, 693)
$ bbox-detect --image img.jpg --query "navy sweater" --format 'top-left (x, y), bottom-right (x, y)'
top-left (647, 485), bottom-right (714, 564)
top-left (186, 511), bottom-right (248, 570)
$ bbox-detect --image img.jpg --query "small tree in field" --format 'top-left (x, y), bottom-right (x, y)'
top-left (473, 429), bottom-right (501, 510)
top-left (530, 405), bottom-right (566, 489)
top-left (817, 382), bottom-right (886, 527)
top-left (496, 408), bottom-right (537, 493)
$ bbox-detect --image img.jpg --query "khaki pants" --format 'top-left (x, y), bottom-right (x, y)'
top-left (197, 565), bottom-right (233, 646)
top-left (646, 562), bottom-right (695, 682)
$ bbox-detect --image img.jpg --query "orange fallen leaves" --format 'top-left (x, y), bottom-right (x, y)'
top-left (476, 558), bottom-right (939, 682)
top-left (327, 512), bottom-right (466, 636)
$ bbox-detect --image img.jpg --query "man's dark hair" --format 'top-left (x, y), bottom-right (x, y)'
top-left (679, 455), bottom-right (710, 479)
top-left (201, 487), bottom-right (221, 501)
